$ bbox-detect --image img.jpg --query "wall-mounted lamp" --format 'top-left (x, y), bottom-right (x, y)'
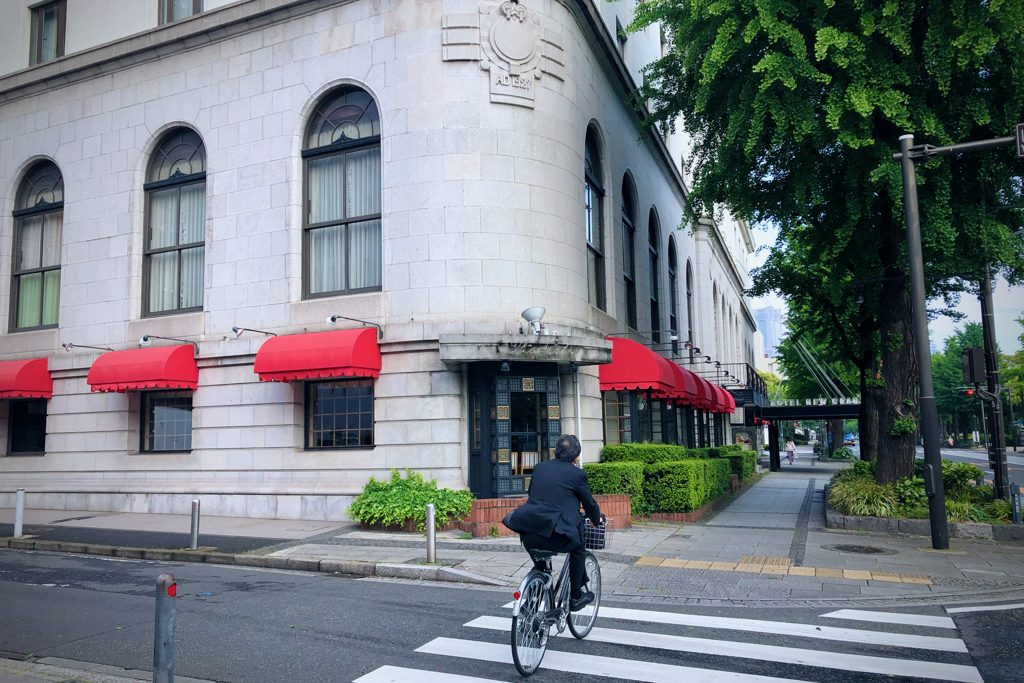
top-left (140, 334), bottom-right (199, 353)
top-left (704, 356), bottom-right (712, 363)
top-left (692, 347), bottom-right (701, 355)
top-left (500, 361), bottom-right (510, 372)
top-left (232, 326), bottom-right (277, 338)
top-left (327, 315), bottom-right (383, 339)
top-left (62, 342), bottom-right (113, 353)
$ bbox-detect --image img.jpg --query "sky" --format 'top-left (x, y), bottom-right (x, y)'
top-left (745, 224), bottom-right (1024, 356)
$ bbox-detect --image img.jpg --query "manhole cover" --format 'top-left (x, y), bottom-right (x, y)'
top-left (821, 544), bottom-right (898, 555)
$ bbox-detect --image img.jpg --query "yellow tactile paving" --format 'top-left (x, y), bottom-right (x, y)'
top-left (629, 557), bottom-right (933, 585)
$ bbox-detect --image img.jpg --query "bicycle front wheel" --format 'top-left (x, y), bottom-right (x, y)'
top-left (568, 551), bottom-right (601, 639)
top-left (511, 573), bottom-right (549, 676)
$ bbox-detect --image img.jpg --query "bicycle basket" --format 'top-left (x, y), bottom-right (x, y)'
top-left (582, 517), bottom-right (608, 550)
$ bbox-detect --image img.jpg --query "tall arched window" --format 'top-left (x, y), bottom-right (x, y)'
top-left (12, 161), bottom-right (63, 331)
top-left (584, 128), bottom-right (605, 310)
top-left (712, 283), bottom-right (720, 360)
top-left (668, 237), bottom-right (679, 356)
top-left (685, 261), bottom-right (693, 361)
top-left (648, 209), bottom-right (661, 344)
top-left (621, 176), bottom-right (637, 329)
top-left (144, 128), bottom-right (206, 316)
top-left (303, 87), bottom-right (382, 297)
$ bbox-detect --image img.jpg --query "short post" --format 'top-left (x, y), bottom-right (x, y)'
top-left (154, 573), bottom-right (177, 683)
top-left (1012, 483), bottom-right (1023, 526)
top-left (13, 489), bottom-right (25, 538)
top-left (425, 503), bottom-right (436, 564)
top-left (189, 499), bottom-right (200, 551)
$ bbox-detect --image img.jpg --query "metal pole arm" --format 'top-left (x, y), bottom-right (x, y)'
top-left (893, 136), bottom-right (1015, 161)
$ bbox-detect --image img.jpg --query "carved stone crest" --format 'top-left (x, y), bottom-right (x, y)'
top-left (442, 1), bottom-right (564, 108)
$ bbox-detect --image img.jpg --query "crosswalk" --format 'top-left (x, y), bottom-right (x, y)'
top-left (353, 601), bottom-right (983, 683)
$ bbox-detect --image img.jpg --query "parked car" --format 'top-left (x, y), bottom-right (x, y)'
top-left (844, 433), bottom-right (856, 446)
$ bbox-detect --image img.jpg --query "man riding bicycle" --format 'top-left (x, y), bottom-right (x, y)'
top-left (503, 434), bottom-right (603, 612)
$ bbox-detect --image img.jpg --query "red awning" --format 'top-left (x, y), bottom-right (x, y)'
top-left (599, 338), bottom-right (677, 393)
top-left (254, 328), bottom-right (381, 382)
top-left (712, 386), bottom-right (731, 413)
top-left (655, 362), bottom-right (698, 404)
top-left (0, 358), bottom-right (53, 399)
top-left (690, 374), bottom-right (713, 409)
top-left (722, 390), bottom-right (737, 412)
top-left (88, 345), bottom-right (198, 393)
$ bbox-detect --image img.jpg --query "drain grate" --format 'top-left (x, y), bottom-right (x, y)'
top-left (821, 544), bottom-right (898, 555)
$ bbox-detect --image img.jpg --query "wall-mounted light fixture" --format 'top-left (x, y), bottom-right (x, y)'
top-left (326, 315), bottom-right (383, 339)
top-left (140, 334), bottom-right (199, 353)
top-left (232, 326), bottom-right (277, 338)
top-left (500, 361), bottom-right (510, 372)
top-left (62, 342), bottom-right (113, 353)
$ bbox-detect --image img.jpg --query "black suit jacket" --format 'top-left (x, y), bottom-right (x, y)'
top-left (503, 459), bottom-right (602, 543)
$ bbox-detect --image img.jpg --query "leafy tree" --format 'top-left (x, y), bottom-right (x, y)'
top-left (932, 323), bottom-right (988, 441)
top-left (757, 370), bottom-right (788, 400)
top-left (1000, 315), bottom-right (1024, 438)
top-left (631, 0), bottom-right (1024, 483)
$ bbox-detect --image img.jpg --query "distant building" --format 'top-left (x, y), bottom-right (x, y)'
top-left (754, 306), bottom-right (785, 358)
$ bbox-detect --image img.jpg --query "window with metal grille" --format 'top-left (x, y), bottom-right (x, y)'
top-left (306, 379), bottom-right (374, 449)
top-left (142, 391), bottom-right (193, 452)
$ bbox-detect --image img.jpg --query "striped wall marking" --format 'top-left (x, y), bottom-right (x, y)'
top-left (466, 616), bottom-right (981, 683)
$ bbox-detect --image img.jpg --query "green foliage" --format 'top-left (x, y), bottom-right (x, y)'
top-left (345, 469), bottom-right (474, 531)
top-left (583, 462), bottom-right (648, 516)
top-left (890, 416), bottom-right (917, 437)
top-left (853, 460), bottom-right (877, 478)
top-left (722, 451), bottom-right (758, 480)
top-left (828, 476), bottom-right (900, 517)
top-left (644, 460), bottom-right (706, 513)
top-left (704, 459), bottom-right (733, 502)
top-left (758, 370), bottom-right (788, 400)
top-left (601, 443), bottom-right (695, 464)
top-left (945, 500), bottom-right (991, 523)
top-left (831, 447), bottom-right (855, 460)
top-left (942, 460), bottom-right (984, 498)
top-left (893, 477), bottom-right (927, 510)
top-left (983, 499), bottom-right (1012, 522)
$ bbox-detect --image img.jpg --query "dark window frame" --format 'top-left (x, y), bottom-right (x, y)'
top-left (584, 132), bottom-right (606, 311)
top-left (140, 390), bottom-right (194, 453)
top-left (142, 174), bottom-right (207, 318)
top-left (621, 178), bottom-right (637, 329)
top-left (29, 0), bottom-right (66, 66)
top-left (159, 0), bottom-right (202, 25)
top-left (685, 261), bottom-right (694, 363)
top-left (7, 398), bottom-right (48, 456)
top-left (304, 378), bottom-right (376, 450)
top-left (10, 161), bottom-right (64, 333)
top-left (668, 237), bottom-right (678, 356)
top-left (648, 210), bottom-right (661, 344)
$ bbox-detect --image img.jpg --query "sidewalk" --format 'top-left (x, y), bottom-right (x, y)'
top-left (4, 448), bottom-right (1024, 603)
top-left (0, 657), bottom-right (213, 683)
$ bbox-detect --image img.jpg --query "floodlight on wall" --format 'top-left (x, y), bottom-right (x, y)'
top-left (692, 347), bottom-right (700, 355)
top-left (704, 356), bottom-right (712, 363)
top-left (521, 307), bottom-right (546, 335)
top-left (140, 334), bottom-right (199, 353)
top-left (62, 342), bottom-right (113, 353)
top-left (500, 361), bottom-right (510, 372)
top-left (326, 315), bottom-right (383, 339)
top-left (232, 326), bottom-right (277, 338)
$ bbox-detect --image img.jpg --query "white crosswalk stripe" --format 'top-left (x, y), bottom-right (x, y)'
top-left (946, 602), bottom-right (1024, 614)
top-left (819, 609), bottom-right (957, 629)
top-left (355, 601), bottom-right (982, 683)
top-left (465, 615), bottom-right (982, 683)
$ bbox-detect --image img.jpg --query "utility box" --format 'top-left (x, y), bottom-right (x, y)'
top-left (961, 347), bottom-right (985, 385)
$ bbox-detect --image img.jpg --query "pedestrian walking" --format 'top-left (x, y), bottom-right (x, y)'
top-left (784, 438), bottom-right (796, 465)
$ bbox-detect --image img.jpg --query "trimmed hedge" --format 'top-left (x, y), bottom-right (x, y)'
top-left (721, 451), bottom-right (757, 480)
top-left (645, 460), bottom-right (705, 512)
top-left (704, 458), bottom-right (733, 502)
top-left (601, 443), bottom-right (694, 464)
top-left (583, 462), bottom-right (647, 515)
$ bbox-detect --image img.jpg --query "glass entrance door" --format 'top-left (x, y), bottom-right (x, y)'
top-left (493, 375), bottom-right (561, 495)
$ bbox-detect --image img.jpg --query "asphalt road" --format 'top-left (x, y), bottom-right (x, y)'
top-left (1, 549), bottom-right (1020, 683)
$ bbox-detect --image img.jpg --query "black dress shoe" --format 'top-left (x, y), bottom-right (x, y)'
top-left (570, 591), bottom-right (595, 612)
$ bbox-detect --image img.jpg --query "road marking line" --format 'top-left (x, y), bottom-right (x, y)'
top-left (946, 602), bottom-right (1024, 614)
top-left (497, 604), bottom-right (967, 653)
top-left (465, 616), bottom-right (981, 683)
top-left (819, 609), bottom-right (956, 629)
top-left (353, 665), bottom-right (505, 683)
top-left (416, 637), bottom-right (812, 683)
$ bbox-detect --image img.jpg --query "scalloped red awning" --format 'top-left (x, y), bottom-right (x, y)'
top-left (88, 345), bottom-right (198, 393)
top-left (722, 389), bottom-right (737, 412)
top-left (0, 358), bottom-right (53, 399)
top-left (712, 385), bottom-right (731, 413)
top-left (254, 328), bottom-right (381, 383)
top-left (599, 337), bottom-right (677, 394)
top-left (690, 374), bottom-right (713, 409)
top-left (654, 361), bottom-right (698, 404)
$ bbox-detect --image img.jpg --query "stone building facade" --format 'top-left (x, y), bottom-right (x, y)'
top-left (0, 0), bottom-right (757, 520)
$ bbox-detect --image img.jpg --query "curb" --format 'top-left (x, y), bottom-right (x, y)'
top-left (0, 537), bottom-right (508, 586)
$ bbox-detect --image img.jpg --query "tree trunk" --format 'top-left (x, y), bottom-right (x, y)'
top-left (859, 368), bottom-right (881, 462)
top-left (876, 275), bottom-right (918, 484)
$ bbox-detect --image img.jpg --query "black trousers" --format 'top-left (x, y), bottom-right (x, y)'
top-left (520, 531), bottom-right (587, 599)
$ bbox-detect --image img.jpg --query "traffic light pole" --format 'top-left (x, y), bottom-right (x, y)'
top-left (980, 263), bottom-right (1010, 501)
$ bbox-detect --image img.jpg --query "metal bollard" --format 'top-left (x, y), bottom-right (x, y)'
top-left (189, 499), bottom-right (200, 550)
top-left (425, 503), bottom-right (436, 564)
top-left (1012, 482), bottom-right (1022, 526)
top-left (154, 573), bottom-right (177, 683)
top-left (13, 489), bottom-right (25, 538)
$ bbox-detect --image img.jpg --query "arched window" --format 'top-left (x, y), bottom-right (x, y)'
top-left (584, 128), bottom-right (605, 310)
top-left (685, 261), bottom-right (693, 361)
top-left (668, 237), bottom-right (678, 356)
top-left (144, 128), bottom-right (206, 316)
top-left (621, 175), bottom-right (637, 329)
top-left (712, 283), bottom-right (720, 360)
top-left (648, 209), bottom-right (661, 344)
top-left (303, 87), bottom-right (382, 297)
top-left (12, 161), bottom-right (64, 331)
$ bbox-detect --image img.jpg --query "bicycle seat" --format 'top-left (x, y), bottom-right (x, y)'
top-left (528, 549), bottom-right (558, 560)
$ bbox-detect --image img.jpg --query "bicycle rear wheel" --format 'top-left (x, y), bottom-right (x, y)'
top-left (511, 573), bottom-right (549, 676)
top-left (567, 551), bottom-right (601, 639)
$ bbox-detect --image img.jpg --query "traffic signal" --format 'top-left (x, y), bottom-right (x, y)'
top-left (962, 347), bottom-right (985, 384)
top-left (957, 388), bottom-right (975, 397)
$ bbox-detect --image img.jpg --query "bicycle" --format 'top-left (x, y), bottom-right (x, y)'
top-left (509, 516), bottom-right (606, 677)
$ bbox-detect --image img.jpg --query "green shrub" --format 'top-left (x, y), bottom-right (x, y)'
top-left (968, 484), bottom-right (995, 504)
top-left (831, 447), bottom-right (855, 460)
top-left (942, 461), bottom-right (984, 497)
top-left (346, 469), bottom-right (474, 531)
top-left (704, 458), bottom-right (732, 501)
top-left (644, 460), bottom-right (707, 512)
top-left (601, 443), bottom-right (695, 464)
top-left (828, 477), bottom-right (899, 517)
top-left (945, 500), bottom-right (991, 523)
top-left (707, 445), bottom-right (743, 457)
top-left (893, 477), bottom-right (927, 511)
top-left (852, 460), bottom-right (877, 478)
top-left (720, 451), bottom-right (757, 480)
top-left (983, 499), bottom-right (1012, 521)
top-left (903, 505), bottom-right (930, 519)
top-left (583, 461), bottom-right (647, 515)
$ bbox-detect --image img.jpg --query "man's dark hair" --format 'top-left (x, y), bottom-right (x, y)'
top-left (554, 434), bottom-right (581, 463)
